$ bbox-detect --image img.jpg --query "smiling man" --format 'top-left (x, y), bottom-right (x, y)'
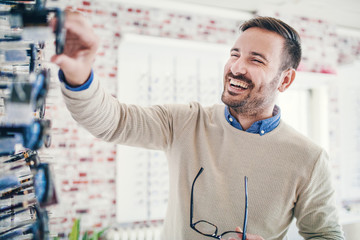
top-left (53, 14), bottom-right (344, 240)
top-left (222, 24), bottom-right (297, 132)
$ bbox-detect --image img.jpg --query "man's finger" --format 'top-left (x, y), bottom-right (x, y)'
top-left (63, 12), bottom-right (98, 48)
top-left (235, 226), bottom-right (243, 238)
top-left (51, 54), bottom-right (76, 70)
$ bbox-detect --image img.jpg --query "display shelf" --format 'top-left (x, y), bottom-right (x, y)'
top-left (291, 71), bottom-right (337, 90)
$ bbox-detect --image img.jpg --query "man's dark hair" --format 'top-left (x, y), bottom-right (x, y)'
top-left (240, 16), bottom-right (302, 71)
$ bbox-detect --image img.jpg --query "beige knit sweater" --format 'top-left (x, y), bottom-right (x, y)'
top-left (61, 77), bottom-right (344, 240)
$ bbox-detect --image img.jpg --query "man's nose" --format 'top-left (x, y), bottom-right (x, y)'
top-left (230, 57), bottom-right (247, 76)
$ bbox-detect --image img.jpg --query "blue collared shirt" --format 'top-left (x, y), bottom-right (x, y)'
top-left (224, 105), bottom-right (281, 136)
top-left (58, 69), bottom-right (94, 91)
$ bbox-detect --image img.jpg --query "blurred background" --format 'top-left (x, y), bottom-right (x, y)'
top-left (2, 0), bottom-right (359, 239)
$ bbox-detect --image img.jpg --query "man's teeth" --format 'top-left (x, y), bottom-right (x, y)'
top-left (230, 79), bottom-right (249, 89)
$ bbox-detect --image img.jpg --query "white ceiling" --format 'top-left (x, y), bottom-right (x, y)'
top-left (165, 0), bottom-right (360, 31)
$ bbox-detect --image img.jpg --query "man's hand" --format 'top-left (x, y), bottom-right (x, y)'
top-left (51, 11), bottom-right (99, 87)
top-left (230, 227), bottom-right (265, 240)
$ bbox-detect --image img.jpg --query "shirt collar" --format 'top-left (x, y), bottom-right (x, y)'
top-left (224, 105), bottom-right (281, 136)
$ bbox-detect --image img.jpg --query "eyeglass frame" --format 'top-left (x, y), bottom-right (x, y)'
top-left (0, 204), bottom-right (48, 240)
top-left (190, 167), bottom-right (248, 240)
top-left (0, 163), bottom-right (57, 207)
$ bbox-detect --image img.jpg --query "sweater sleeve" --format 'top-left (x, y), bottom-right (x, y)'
top-left (60, 76), bottom-right (174, 150)
top-left (294, 150), bottom-right (344, 239)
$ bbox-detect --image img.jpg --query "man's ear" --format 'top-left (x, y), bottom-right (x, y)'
top-left (278, 68), bottom-right (296, 92)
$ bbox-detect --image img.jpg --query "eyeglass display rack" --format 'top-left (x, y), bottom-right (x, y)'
top-left (0, 0), bottom-right (65, 239)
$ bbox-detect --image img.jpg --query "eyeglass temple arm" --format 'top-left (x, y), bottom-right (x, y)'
top-left (242, 176), bottom-right (248, 240)
top-left (190, 167), bottom-right (204, 227)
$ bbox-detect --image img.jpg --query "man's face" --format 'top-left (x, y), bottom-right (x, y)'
top-left (221, 27), bottom-right (285, 116)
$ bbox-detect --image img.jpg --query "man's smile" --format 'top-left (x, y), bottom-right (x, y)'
top-left (229, 78), bottom-right (249, 89)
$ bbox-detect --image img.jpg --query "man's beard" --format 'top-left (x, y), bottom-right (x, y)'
top-left (221, 72), bottom-right (280, 117)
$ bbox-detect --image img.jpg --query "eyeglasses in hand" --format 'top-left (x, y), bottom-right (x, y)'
top-left (190, 167), bottom-right (248, 240)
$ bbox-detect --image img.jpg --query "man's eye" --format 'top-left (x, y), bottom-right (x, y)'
top-left (252, 59), bottom-right (264, 64)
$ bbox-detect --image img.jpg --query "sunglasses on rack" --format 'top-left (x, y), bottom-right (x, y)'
top-left (0, 42), bottom-right (40, 73)
top-left (0, 119), bottom-right (51, 156)
top-left (1, 150), bottom-right (39, 165)
top-left (0, 69), bottom-right (50, 119)
top-left (0, 162), bottom-right (57, 207)
top-left (0, 4), bottom-right (65, 54)
top-left (0, 204), bottom-right (49, 240)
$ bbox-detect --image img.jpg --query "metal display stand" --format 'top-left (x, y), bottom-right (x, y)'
top-left (0, 0), bottom-right (64, 239)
